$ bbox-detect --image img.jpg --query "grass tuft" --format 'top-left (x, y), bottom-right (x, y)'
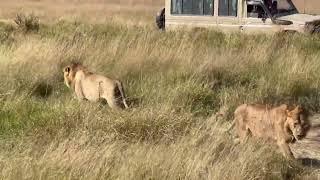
top-left (14, 12), bottom-right (40, 33)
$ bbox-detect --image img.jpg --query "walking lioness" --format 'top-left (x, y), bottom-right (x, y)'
top-left (234, 104), bottom-right (306, 159)
top-left (63, 63), bottom-right (129, 110)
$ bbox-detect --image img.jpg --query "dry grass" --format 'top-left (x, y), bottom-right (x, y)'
top-left (0, 0), bottom-right (320, 179)
top-left (0, 0), bottom-right (163, 25)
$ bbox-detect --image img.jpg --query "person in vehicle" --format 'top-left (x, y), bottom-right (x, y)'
top-left (271, 0), bottom-right (278, 16)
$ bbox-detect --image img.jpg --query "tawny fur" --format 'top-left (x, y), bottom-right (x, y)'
top-left (234, 104), bottom-right (305, 159)
top-left (63, 63), bottom-right (129, 110)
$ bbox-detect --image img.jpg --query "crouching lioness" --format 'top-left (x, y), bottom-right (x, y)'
top-left (63, 63), bottom-right (129, 110)
top-left (234, 104), bottom-right (306, 159)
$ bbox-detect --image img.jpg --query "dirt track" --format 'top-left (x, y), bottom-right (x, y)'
top-left (291, 114), bottom-right (320, 169)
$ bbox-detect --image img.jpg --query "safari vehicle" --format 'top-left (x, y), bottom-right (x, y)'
top-left (155, 0), bottom-right (320, 33)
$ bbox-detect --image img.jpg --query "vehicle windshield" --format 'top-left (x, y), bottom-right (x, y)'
top-left (263, 0), bottom-right (297, 17)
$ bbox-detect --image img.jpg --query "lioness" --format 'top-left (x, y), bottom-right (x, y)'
top-left (234, 104), bottom-right (305, 159)
top-left (63, 63), bottom-right (129, 110)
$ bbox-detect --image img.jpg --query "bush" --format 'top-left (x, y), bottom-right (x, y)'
top-left (14, 13), bottom-right (40, 33)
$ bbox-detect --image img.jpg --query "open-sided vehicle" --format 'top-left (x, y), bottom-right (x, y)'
top-left (155, 0), bottom-right (320, 33)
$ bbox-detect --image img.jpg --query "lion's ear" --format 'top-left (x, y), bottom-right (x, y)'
top-left (297, 105), bottom-right (303, 112)
top-left (64, 66), bottom-right (71, 73)
top-left (293, 105), bottom-right (303, 113)
top-left (286, 109), bottom-right (293, 117)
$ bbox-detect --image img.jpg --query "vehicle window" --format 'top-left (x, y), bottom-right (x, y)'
top-left (172, 0), bottom-right (183, 14)
top-left (262, 0), bottom-right (297, 17)
top-left (247, 4), bottom-right (267, 18)
top-left (204, 0), bottom-right (213, 15)
top-left (171, 0), bottom-right (214, 15)
top-left (218, 0), bottom-right (237, 16)
top-left (183, 0), bottom-right (193, 14)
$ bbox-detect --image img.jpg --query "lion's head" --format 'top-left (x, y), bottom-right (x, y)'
top-left (63, 63), bottom-right (83, 88)
top-left (63, 66), bottom-right (70, 88)
top-left (286, 105), bottom-right (305, 141)
top-left (63, 65), bottom-right (73, 88)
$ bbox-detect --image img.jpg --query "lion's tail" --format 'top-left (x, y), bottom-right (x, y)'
top-left (116, 80), bottom-right (129, 109)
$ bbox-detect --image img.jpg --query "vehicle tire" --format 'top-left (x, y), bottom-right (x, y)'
top-left (273, 19), bottom-right (292, 26)
top-left (156, 8), bottom-right (165, 30)
top-left (312, 25), bottom-right (320, 33)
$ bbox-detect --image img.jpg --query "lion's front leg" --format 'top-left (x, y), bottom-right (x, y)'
top-left (275, 117), bottom-right (295, 159)
top-left (75, 79), bottom-right (86, 101)
top-left (277, 139), bottom-right (294, 159)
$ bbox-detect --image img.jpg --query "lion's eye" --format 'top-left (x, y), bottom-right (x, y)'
top-left (294, 122), bottom-right (299, 127)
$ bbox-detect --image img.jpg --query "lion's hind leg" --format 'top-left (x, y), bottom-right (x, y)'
top-left (238, 126), bottom-right (250, 143)
top-left (235, 115), bottom-right (250, 143)
top-left (101, 94), bottom-right (121, 110)
top-left (277, 140), bottom-right (295, 159)
top-left (101, 86), bottom-right (124, 110)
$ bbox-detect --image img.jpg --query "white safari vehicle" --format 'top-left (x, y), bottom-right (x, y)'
top-left (156, 0), bottom-right (320, 33)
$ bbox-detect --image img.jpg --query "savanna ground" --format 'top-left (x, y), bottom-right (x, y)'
top-left (0, 0), bottom-right (320, 179)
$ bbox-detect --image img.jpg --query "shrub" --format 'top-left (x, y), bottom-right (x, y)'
top-left (14, 12), bottom-right (40, 33)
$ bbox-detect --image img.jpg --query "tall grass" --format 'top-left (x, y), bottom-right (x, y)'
top-left (0, 20), bottom-right (320, 179)
top-left (0, 0), bottom-right (163, 25)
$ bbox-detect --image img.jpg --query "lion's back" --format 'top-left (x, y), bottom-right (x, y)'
top-left (237, 104), bottom-right (281, 140)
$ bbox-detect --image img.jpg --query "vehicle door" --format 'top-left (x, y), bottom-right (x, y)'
top-left (217, 0), bottom-right (241, 32)
top-left (241, 1), bottom-right (279, 33)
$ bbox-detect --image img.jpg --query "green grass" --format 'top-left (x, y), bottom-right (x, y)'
top-left (0, 21), bottom-right (319, 179)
